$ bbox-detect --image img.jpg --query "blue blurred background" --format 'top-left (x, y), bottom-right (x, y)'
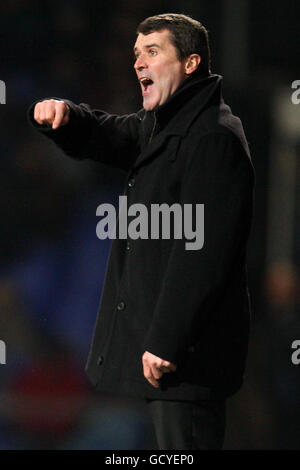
top-left (0, 0), bottom-right (299, 449)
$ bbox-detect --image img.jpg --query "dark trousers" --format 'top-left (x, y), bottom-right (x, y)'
top-left (146, 399), bottom-right (226, 450)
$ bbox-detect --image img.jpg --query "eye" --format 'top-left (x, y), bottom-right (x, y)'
top-left (149, 49), bottom-right (157, 56)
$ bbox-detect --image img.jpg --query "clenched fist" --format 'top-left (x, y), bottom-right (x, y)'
top-left (33, 99), bottom-right (70, 130)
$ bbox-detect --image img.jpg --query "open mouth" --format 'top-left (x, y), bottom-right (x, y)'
top-left (140, 77), bottom-right (154, 95)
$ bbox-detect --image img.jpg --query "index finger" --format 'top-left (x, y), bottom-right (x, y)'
top-left (161, 360), bottom-right (177, 372)
top-left (52, 103), bottom-right (67, 129)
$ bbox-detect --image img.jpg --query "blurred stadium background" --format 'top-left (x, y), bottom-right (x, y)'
top-left (0, 0), bottom-right (299, 449)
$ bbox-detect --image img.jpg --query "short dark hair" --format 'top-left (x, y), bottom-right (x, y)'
top-left (137, 13), bottom-right (211, 75)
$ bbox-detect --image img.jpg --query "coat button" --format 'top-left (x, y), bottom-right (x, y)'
top-left (117, 301), bottom-right (126, 311)
top-left (97, 355), bottom-right (104, 366)
top-left (128, 177), bottom-right (135, 187)
top-left (126, 241), bottom-right (130, 250)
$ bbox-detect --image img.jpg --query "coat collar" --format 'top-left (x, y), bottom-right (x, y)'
top-left (154, 73), bottom-right (222, 137)
top-left (133, 73), bottom-right (223, 170)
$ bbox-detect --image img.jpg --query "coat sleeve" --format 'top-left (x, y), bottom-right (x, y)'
top-left (142, 131), bottom-right (255, 364)
top-left (27, 99), bottom-right (142, 171)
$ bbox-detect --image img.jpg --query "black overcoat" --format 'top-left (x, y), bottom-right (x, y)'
top-left (29, 73), bottom-right (255, 400)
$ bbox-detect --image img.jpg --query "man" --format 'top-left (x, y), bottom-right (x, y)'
top-left (28, 13), bottom-right (255, 450)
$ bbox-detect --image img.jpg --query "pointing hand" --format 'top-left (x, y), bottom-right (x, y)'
top-left (33, 99), bottom-right (70, 130)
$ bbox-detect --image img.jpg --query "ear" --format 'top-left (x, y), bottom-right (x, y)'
top-left (184, 54), bottom-right (201, 75)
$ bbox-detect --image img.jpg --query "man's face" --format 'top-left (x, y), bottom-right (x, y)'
top-left (134, 29), bottom-right (187, 111)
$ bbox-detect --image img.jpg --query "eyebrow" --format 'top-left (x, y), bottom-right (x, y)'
top-left (133, 43), bottom-right (162, 53)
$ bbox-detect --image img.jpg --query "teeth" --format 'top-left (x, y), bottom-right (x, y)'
top-left (140, 77), bottom-right (153, 85)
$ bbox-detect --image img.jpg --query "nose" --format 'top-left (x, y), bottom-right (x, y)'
top-left (134, 54), bottom-right (147, 71)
